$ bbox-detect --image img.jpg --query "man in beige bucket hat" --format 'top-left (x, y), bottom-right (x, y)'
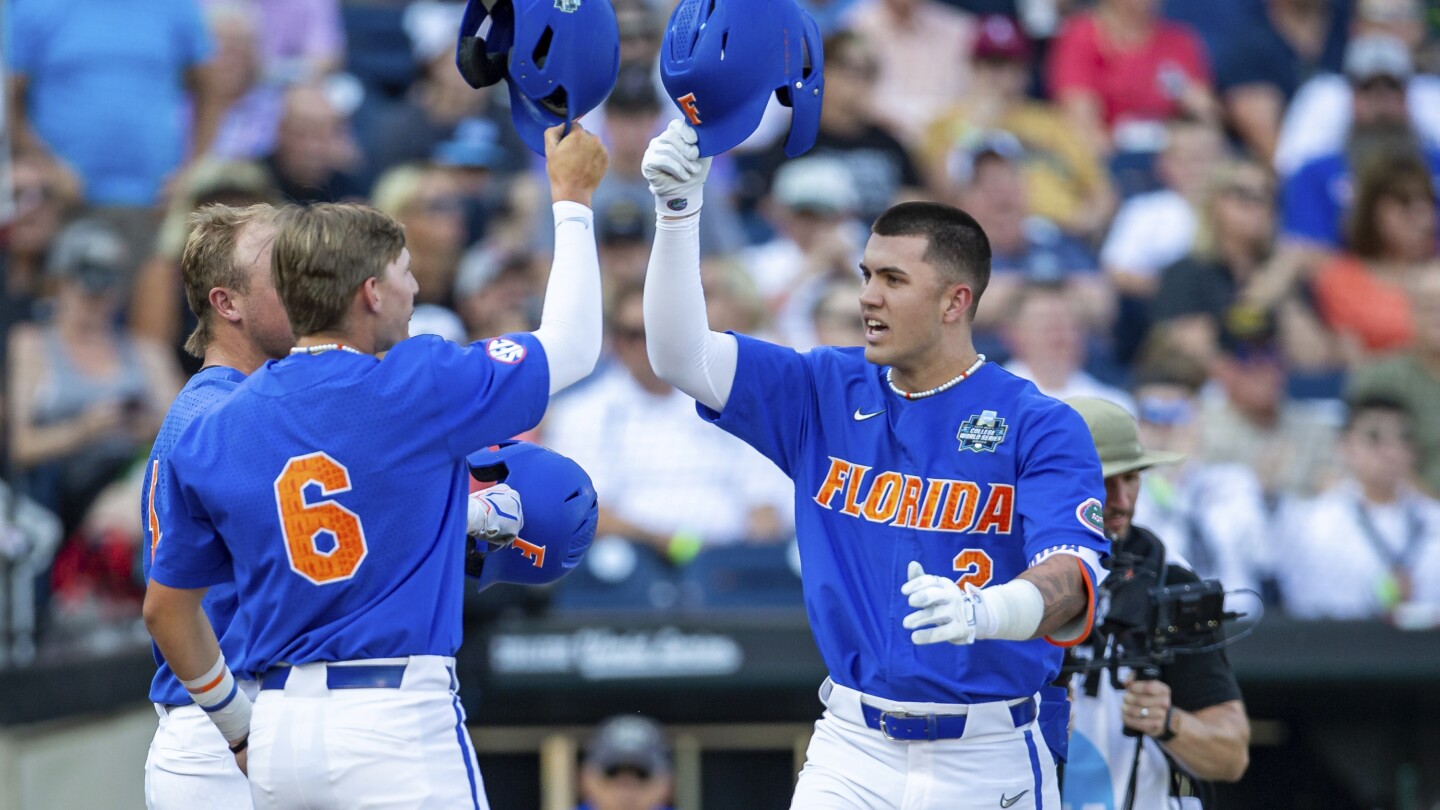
top-left (1059, 396), bottom-right (1250, 810)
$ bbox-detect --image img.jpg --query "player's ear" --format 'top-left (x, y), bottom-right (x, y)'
top-left (940, 282), bottom-right (972, 324)
top-left (209, 286), bottom-right (242, 325)
top-left (361, 276), bottom-right (383, 314)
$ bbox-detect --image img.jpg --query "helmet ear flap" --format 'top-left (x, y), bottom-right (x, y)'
top-left (455, 0), bottom-right (516, 88)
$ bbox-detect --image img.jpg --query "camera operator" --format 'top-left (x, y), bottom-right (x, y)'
top-left (1060, 397), bottom-right (1250, 810)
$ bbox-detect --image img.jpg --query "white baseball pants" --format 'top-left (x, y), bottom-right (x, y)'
top-left (145, 682), bottom-right (257, 810)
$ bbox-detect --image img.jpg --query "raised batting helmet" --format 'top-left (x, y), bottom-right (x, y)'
top-left (465, 441), bottom-right (598, 590)
top-left (455, 0), bottom-right (621, 155)
top-left (659, 0), bottom-right (824, 157)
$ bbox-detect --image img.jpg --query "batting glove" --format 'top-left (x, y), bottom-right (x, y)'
top-left (642, 120), bottom-right (711, 217)
top-left (902, 561), bottom-right (990, 646)
top-left (468, 484), bottom-right (524, 547)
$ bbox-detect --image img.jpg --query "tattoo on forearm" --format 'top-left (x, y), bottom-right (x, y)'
top-left (1019, 558), bottom-right (1086, 635)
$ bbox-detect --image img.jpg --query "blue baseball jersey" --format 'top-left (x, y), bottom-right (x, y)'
top-left (142, 366), bottom-right (247, 705)
top-left (149, 334), bottom-right (549, 677)
top-left (702, 335), bottom-right (1108, 704)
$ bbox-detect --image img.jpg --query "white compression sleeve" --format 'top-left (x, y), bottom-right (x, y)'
top-left (532, 201), bottom-right (603, 394)
top-left (642, 214), bottom-right (738, 413)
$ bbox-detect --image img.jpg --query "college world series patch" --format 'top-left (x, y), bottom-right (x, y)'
top-left (957, 410), bottom-right (1008, 453)
top-left (486, 338), bottom-right (527, 364)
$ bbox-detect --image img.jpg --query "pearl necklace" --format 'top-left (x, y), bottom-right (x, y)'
top-left (289, 343), bottom-right (365, 356)
top-left (886, 354), bottom-right (987, 401)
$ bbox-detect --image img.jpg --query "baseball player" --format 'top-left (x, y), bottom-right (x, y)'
top-left (142, 123), bottom-right (608, 809)
top-left (640, 122), bottom-right (1108, 809)
top-left (140, 203), bottom-right (291, 810)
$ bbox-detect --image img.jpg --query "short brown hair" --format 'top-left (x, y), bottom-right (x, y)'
top-left (181, 203), bottom-right (277, 358)
top-left (271, 203), bottom-right (407, 337)
top-left (1346, 150), bottom-right (1435, 259)
top-left (871, 201), bottom-right (992, 317)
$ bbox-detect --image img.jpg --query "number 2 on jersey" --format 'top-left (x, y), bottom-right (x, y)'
top-left (952, 549), bottom-right (993, 589)
top-left (274, 452), bottom-right (369, 584)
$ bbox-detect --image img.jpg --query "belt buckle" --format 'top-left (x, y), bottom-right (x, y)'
top-left (878, 710), bottom-right (936, 742)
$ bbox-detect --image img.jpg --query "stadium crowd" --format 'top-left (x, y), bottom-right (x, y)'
top-left (4, 0), bottom-right (1440, 661)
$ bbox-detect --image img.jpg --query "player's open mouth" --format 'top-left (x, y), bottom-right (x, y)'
top-left (865, 318), bottom-right (889, 341)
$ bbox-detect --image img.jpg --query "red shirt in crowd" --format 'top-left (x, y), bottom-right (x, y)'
top-left (1047, 12), bottom-right (1211, 132)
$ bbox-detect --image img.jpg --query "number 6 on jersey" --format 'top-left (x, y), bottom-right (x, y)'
top-left (274, 452), bottom-right (369, 584)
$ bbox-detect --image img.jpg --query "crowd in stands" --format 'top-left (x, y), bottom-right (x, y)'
top-left (4, 0), bottom-right (1440, 663)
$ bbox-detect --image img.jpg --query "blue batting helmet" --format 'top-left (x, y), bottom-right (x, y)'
top-left (465, 441), bottom-right (598, 590)
top-left (659, 0), bottom-right (824, 158)
top-left (455, 0), bottom-right (621, 155)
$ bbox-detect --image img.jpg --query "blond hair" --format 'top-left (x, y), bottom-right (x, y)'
top-left (370, 163), bottom-right (430, 220)
top-left (181, 203), bottom-right (277, 358)
top-left (271, 203), bottom-right (407, 337)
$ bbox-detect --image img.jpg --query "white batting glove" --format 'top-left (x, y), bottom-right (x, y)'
top-left (642, 120), bottom-right (711, 217)
top-left (468, 484), bottom-right (524, 547)
top-left (902, 561), bottom-right (991, 646)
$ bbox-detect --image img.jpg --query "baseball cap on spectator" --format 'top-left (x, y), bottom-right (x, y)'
top-left (598, 197), bottom-right (648, 244)
top-left (584, 715), bottom-right (671, 777)
top-left (1217, 305), bottom-right (1280, 362)
top-left (972, 15), bottom-right (1030, 62)
top-left (1344, 34), bottom-right (1413, 84)
top-left (433, 118), bottom-right (507, 170)
top-left (1357, 0), bottom-right (1421, 25)
top-left (772, 157), bottom-right (859, 216)
top-left (47, 219), bottom-right (130, 293)
top-left (405, 0), bottom-right (466, 65)
top-left (946, 129), bottom-right (1026, 187)
top-left (606, 63), bottom-right (662, 116)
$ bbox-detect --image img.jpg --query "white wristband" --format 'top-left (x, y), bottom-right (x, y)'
top-left (972, 579), bottom-right (1045, 641)
top-left (181, 655), bottom-right (251, 743)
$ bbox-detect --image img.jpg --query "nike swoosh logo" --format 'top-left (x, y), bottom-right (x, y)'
top-left (999, 790), bottom-right (1029, 808)
top-left (853, 408), bottom-right (886, 421)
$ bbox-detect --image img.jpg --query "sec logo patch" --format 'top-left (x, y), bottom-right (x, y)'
top-left (486, 338), bottom-right (526, 364)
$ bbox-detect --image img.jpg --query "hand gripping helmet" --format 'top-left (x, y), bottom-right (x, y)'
top-left (465, 440), bottom-right (599, 590)
top-left (455, 0), bottom-right (621, 155)
top-left (659, 0), bottom-right (824, 158)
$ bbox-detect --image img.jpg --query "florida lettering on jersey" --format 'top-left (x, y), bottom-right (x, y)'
top-left (813, 457), bottom-right (1015, 535)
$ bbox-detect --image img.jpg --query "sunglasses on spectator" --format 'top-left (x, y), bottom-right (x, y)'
top-left (1356, 426), bottom-right (1415, 446)
top-left (1221, 185), bottom-right (1271, 205)
top-left (1138, 397), bottom-right (1194, 427)
top-left (832, 60), bottom-right (879, 80)
top-left (14, 183), bottom-right (55, 210)
top-left (612, 325), bottom-right (646, 342)
top-left (411, 196), bottom-right (465, 216)
top-left (602, 765), bottom-right (655, 781)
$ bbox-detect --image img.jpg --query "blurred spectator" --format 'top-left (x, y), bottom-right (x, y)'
top-left (951, 134), bottom-right (1114, 335)
top-left (923, 15), bottom-right (1115, 237)
top-left (596, 198), bottom-right (654, 286)
top-left (842, 0), bottom-right (976, 144)
top-left (810, 279), bottom-right (866, 348)
top-left (1046, 0), bottom-right (1217, 159)
top-left (1128, 350), bottom-right (1271, 598)
top-left (1279, 35), bottom-right (1440, 252)
top-left (615, 0), bottom-right (664, 67)
top-left (2, 152), bottom-right (82, 352)
top-left (1347, 270), bottom-right (1440, 496)
top-left (1214, 0), bottom-right (1349, 163)
top-left (1151, 158), bottom-right (1295, 362)
top-left (753, 32), bottom-right (925, 225)
top-left (204, 0), bottom-right (346, 160)
top-left (1002, 283), bottom-right (1134, 412)
top-left (1311, 152), bottom-right (1437, 361)
top-left (6, 220), bottom-right (182, 535)
top-left (702, 257), bottom-right (769, 339)
top-left (127, 159), bottom-right (281, 371)
top-left (1199, 307), bottom-right (1341, 500)
top-left (1101, 116), bottom-right (1225, 297)
top-left (577, 715), bottom-right (674, 810)
top-left (433, 118), bottom-right (512, 245)
top-left (1278, 395), bottom-right (1440, 619)
top-left (455, 250), bottom-right (539, 340)
top-left (1274, 0), bottom-right (1440, 177)
top-left (372, 163), bottom-right (467, 312)
top-left (544, 284), bottom-right (794, 563)
top-left (47, 462), bottom-right (149, 643)
top-left (741, 156), bottom-right (864, 347)
top-left (7, 0), bottom-right (224, 278)
top-left (532, 65), bottom-right (744, 260)
top-left (355, 0), bottom-right (526, 192)
top-left (264, 82), bottom-right (363, 204)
